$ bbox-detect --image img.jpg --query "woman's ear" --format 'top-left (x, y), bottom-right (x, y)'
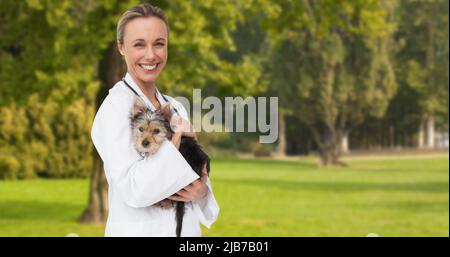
top-left (117, 41), bottom-right (125, 56)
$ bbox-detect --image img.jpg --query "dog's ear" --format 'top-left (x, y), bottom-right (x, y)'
top-left (131, 97), bottom-right (147, 118)
top-left (160, 102), bottom-right (174, 121)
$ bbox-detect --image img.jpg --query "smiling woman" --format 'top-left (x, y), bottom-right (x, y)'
top-left (90, 3), bottom-right (220, 237)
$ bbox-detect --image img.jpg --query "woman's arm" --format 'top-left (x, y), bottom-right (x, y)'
top-left (168, 163), bottom-right (208, 201)
top-left (91, 95), bottom-right (199, 208)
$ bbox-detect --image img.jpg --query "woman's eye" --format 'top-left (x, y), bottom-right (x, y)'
top-left (134, 43), bottom-right (144, 48)
top-left (155, 42), bottom-right (165, 47)
top-left (139, 127), bottom-right (144, 132)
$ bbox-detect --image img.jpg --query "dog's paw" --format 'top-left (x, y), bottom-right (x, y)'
top-left (155, 199), bottom-right (174, 209)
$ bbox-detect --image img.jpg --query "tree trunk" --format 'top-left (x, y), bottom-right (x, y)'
top-left (340, 132), bottom-right (349, 153)
top-left (310, 126), bottom-right (347, 167)
top-left (425, 114), bottom-right (435, 149)
top-left (318, 144), bottom-right (346, 167)
top-left (79, 151), bottom-right (108, 224)
top-left (276, 112), bottom-right (286, 157)
top-left (418, 120), bottom-right (425, 149)
top-left (389, 125), bottom-right (395, 149)
top-left (79, 42), bottom-right (126, 224)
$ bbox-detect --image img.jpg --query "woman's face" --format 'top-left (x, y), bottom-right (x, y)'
top-left (118, 17), bottom-right (168, 86)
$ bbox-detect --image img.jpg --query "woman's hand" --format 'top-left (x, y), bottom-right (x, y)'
top-left (168, 163), bottom-right (209, 202)
top-left (170, 115), bottom-right (197, 149)
top-left (170, 115), bottom-right (197, 140)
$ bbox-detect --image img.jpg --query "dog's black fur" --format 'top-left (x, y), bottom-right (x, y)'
top-left (176, 136), bottom-right (210, 237)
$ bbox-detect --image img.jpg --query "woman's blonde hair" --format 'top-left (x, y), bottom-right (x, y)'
top-left (116, 3), bottom-right (169, 45)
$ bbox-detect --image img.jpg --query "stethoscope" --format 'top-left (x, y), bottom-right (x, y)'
top-left (122, 77), bottom-right (179, 115)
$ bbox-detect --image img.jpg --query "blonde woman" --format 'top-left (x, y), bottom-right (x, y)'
top-left (91, 3), bottom-right (219, 236)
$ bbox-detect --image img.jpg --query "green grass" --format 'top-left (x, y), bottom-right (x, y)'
top-left (0, 157), bottom-right (448, 237)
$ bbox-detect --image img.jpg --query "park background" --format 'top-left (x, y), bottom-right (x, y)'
top-left (0, 0), bottom-right (448, 236)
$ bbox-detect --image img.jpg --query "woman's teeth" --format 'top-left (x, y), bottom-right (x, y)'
top-left (140, 64), bottom-right (157, 71)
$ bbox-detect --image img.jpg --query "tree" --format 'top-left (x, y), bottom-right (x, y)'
top-left (396, 0), bottom-right (449, 149)
top-left (263, 0), bottom-right (398, 165)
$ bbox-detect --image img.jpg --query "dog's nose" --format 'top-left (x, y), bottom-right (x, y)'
top-left (142, 140), bottom-right (150, 148)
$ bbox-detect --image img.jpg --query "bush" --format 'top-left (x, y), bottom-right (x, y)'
top-left (0, 94), bottom-right (94, 179)
top-left (0, 153), bottom-right (20, 180)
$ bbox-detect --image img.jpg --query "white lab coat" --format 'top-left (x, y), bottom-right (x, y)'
top-left (91, 73), bottom-right (219, 237)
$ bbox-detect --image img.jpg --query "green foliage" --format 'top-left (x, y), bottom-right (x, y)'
top-left (348, 0), bottom-right (449, 149)
top-left (0, 93), bottom-right (94, 179)
top-left (0, 0), bottom-right (111, 106)
top-left (267, 0), bottom-right (398, 127)
top-left (254, 0), bottom-right (400, 163)
top-left (396, 0), bottom-right (449, 118)
top-left (158, 0), bottom-right (268, 97)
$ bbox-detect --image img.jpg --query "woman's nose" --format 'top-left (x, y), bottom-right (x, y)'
top-left (144, 47), bottom-right (156, 60)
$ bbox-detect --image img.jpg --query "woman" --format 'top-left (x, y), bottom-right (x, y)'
top-left (91, 4), bottom-right (219, 236)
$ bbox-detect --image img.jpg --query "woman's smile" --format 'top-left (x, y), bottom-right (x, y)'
top-left (139, 63), bottom-right (158, 71)
top-left (138, 62), bottom-right (160, 72)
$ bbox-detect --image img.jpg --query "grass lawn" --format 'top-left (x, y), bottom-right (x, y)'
top-left (0, 156), bottom-right (448, 237)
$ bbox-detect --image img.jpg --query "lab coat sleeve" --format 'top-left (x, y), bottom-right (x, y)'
top-left (172, 99), bottom-right (220, 228)
top-left (192, 177), bottom-right (220, 228)
top-left (91, 95), bottom-right (200, 208)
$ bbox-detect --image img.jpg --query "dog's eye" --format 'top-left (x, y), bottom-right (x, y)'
top-left (139, 127), bottom-right (144, 132)
top-left (153, 129), bottom-right (160, 134)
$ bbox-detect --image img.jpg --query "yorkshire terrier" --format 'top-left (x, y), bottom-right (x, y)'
top-left (130, 97), bottom-right (210, 237)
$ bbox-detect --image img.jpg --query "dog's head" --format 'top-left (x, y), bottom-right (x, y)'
top-left (130, 97), bottom-right (174, 156)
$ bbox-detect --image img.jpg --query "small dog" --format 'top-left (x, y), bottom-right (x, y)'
top-left (130, 97), bottom-right (210, 237)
